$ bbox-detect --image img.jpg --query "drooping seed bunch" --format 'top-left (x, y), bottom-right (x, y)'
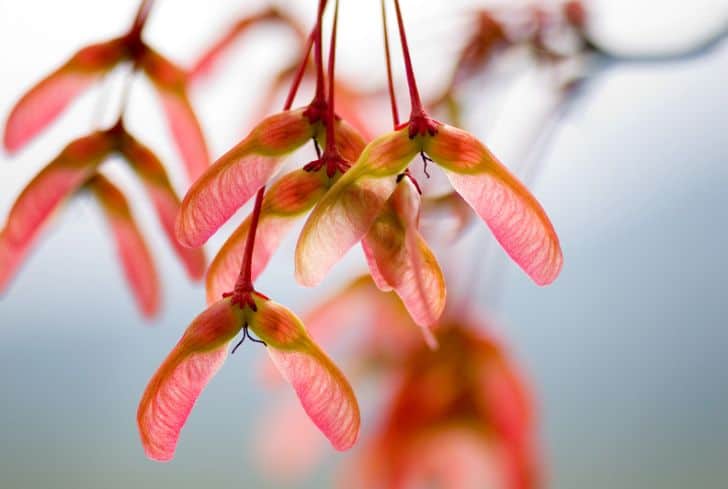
top-left (2, 0), bottom-right (565, 467)
top-left (145, 0), bottom-right (561, 460)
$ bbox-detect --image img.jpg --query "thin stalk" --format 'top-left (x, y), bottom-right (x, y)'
top-left (393, 0), bottom-right (425, 115)
top-left (238, 186), bottom-right (265, 289)
top-left (324, 0), bottom-right (340, 152)
top-left (129, 0), bottom-right (155, 39)
top-left (312, 0), bottom-right (329, 104)
top-left (381, 0), bottom-right (400, 127)
top-left (105, 0), bottom-right (155, 127)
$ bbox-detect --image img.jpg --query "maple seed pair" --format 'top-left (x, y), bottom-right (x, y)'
top-left (294, 0), bottom-right (559, 337)
top-left (0, 124), bottom-right (205, 316)
top-left (288, 115), bottom-right (562, 348)
top-left (136, 296), bottom-right (360, 461)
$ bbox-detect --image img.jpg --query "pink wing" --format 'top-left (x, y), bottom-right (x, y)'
top-left (398, 232), bottom-right (446, 333)
top-left (361, 179), bottom-right (418, 291)
top-left (361, 236), bottom-right (394, 292)
top-left (137, 299), bottom-right (244, 461)
top-left (0, 132), bottom-right (114, 291)
top-left (267, 349), bottom-right (360, 451)
top-left (362, 180), bottom-right (446, 332)
top-left (120, 132), bottom-right (206, 280)
top-left (176, 109), bottom-right (314, 248)
top-left (295, 129), bottom-right (418, 287)
top-left (88, 175), bottom-right (160, 317)
top-left (296, 176), bottom-right (397, 287)
top-left (140, 48), bottom-right (210, 182)
top-left (205, 169), bottom-right (329, 303)
top-left (250, 300), bottom-right (360, 451)
top-left (361, 230), bottom-right (446, 332)
top-left (4, 38), bottom-right (127, 152)
top-left (425, 124), bottom-right (563, 285)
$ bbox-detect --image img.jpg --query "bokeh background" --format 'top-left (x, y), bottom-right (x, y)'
top-left (1, 0), bottom-right (726, 488)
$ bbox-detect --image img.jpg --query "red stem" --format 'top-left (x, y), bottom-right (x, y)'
top-left (392, 0), bottom-right (425, 116)
top-left (237, 186), bottom-right (265, 289)
top-left (324, 0), bottom-right (340, 152)
top-left (129, 0), bottom-right (155, 39)
top-left (113, 0), bottom-right (156, 128)
top-left (381, 0), bottom-right (400, 127)
top-left (312, 0), bottom-right (329, 104)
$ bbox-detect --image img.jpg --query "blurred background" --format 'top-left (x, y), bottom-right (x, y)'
top-left (0, 0), bottom-right (726, 488)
